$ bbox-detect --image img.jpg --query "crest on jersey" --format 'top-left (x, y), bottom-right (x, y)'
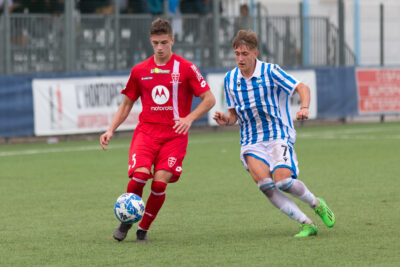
top-left (151, 85), bottom-right (170, 105)
top-left (168, 157), bottom-right (177, 167)
top-left (171, 72), bottom-right (180, 83)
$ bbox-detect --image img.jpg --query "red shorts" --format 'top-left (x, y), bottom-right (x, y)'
top-left (128, 122), bottom-right (188, 183)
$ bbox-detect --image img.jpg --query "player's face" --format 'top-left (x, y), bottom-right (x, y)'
top-left (234, 45), bottom-right (258, 77)
top-left (150, 34), bottom-right (174, 62)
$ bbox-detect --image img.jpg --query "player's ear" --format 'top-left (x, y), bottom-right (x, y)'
top-left (170, 36), bottom-right (175, 46)
top-left (255, 49), bottom-right (259, 58)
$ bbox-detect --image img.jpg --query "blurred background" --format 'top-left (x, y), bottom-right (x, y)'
top-left (1, 0), bottom-right (399, 73)
top-left (0, 0), bottom-right (400, 141)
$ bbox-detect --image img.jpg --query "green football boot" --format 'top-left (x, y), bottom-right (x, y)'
top-left (314, 197), bottom-right (335, 228)
top-left (294, 224), bottom-right (318, 238)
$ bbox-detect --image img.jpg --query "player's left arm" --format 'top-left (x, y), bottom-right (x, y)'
top-left (173, 90), bottom-right (216, 134)
top-left (295, 83), bottom-right (310, 120)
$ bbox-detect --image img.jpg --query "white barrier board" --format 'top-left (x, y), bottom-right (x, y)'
top-left (32, 76), bottom-right (141, 136)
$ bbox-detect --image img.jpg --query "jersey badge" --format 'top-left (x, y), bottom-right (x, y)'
top-left (168, 157), bottom-right (177, 167)
top-left (151, 85), bottom-right (170, 105)
top-left (171, 72), bottom-right (180, 83)
top-left (256, 77), bottom-right (263, 86)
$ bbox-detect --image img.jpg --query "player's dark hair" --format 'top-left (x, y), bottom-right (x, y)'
top-left (150, 18), bottom-right (173, 37)
top-left (232, 30), bottom-right (258, 50)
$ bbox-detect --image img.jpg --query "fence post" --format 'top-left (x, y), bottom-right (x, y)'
top-left (113, 0), bottom-right (120, 70)
top-left (284, 17), bottom-right (291, 66)
top-left (380, 3), bottom-right (384, 66)
top-left (299, 2), bottom-right (304, 66)
top-left (212, 0), bottom-right (220, 67)
top-left (64, 0), bottom-right (75, 72)
top-left (105, 16), bottom-right (111, 70)
top-left (338, 0), bottom-right (345, 65)
top-left (200, 16), bottom-right (206, 69)
top-left (354, 0), bottom-right (360, 65)
top-left (302, 0), bottom-right (310, 66)
top-left (325, 18), bottom-right (330, 65)
top-left (380, 4), bottom-right (385, 123)
top-left (379, 4), bottom-right (385, 122)
top-left (257, 2), bottom-right (264, 59)
top-left (4, 0), bottom-right (11, 74)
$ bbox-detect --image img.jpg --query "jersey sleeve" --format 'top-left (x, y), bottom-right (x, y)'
top-left (121, 68), bottom-right (141, 101)
top-left (270, 64), bottom-right (300, 95)
top-left (187, 64), bottom-right (210, 97)
top-left (224, 72), bottom-right (235, 109)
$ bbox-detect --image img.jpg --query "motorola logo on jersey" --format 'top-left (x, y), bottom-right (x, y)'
top-left (151, 85), bottom-right (170, 105)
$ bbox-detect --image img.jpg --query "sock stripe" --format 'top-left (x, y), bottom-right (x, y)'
top-left (151, 190), bottom-right (166, 196)
top-left (279, 180), bottom-right (294, 191)
top-left (261, 184), bottom-right (275, 191)
top-left (259, 182), bottom-right (276, 193)
top-left (132, 177), bottom-right (147, 183)
top-left (261, 187), bottom-right (275, 193)
top-left (259, 183), bottom-right (275, 190)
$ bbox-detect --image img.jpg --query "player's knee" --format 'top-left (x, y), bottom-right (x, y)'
top-left (132, 171), bottom-right (152, 181)
top-left (134, 167), bottom-right (151, 174)
top-left (275, 177), bottom-right (294, 192)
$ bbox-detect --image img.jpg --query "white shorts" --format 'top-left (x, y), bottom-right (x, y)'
top-left (240, 139), bottom-right (299, 178)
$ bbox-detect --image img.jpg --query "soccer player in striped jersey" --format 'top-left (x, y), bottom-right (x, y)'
top-left (213, 30), bottom-right (335, 237)
top-left (100, 19), bottom-right (215, 242)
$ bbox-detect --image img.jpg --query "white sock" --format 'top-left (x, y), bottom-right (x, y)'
top-left (258, 178), bottom-right (312, 224)
top-left (276, 178), bottom-right (318, 208)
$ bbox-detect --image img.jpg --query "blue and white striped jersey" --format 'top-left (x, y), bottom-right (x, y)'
top-left (224, 59), bottom-right (300, 146)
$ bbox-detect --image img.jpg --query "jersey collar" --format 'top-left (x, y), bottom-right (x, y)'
top-left (153, 53), bottom-right (175, 66)
top-left (237, 59), bottom-right (262, 80)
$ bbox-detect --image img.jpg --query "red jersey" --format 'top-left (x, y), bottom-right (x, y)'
top-left (121, 53), bottom-right (210, 126)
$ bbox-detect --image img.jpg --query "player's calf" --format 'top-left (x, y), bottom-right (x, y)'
top-left (275, 177), bottom-right (318, 208)
top-left (258, 178), bottom-right (312, 225)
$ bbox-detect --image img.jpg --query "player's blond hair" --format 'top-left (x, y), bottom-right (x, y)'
top-left (150, 18), bottom-right (173, 37)
top-left (232, 30), bottom-right (258, 50)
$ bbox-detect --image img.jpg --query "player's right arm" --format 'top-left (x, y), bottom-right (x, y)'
top-left (100, 96), bottom-right (134, 150)
top-left (213, 108), bottom-right (237, 126)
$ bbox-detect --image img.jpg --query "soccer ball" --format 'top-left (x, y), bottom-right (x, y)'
top-left (114, 193), bottom-right (145, 224)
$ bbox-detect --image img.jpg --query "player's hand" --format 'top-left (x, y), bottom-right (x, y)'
top-left (173, 117), bottom-right (193, 134)
top-left (213, 111), bottom-right (229, 125)
top-left (100, 130), bottom-right (113, 150)
top-left (296, 108), bottom-right (309, 120)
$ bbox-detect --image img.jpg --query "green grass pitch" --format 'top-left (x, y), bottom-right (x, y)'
top-left (1, 122), bottom-right (400, 266)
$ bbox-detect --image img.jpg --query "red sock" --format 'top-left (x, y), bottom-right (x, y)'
top-left (138, 181), bottom-right (167, 231)
top-left (126, 172), bottom-right (151, 198)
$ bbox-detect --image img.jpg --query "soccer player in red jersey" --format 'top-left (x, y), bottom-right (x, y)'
top-left (100, 18), bottom-right (215, 242)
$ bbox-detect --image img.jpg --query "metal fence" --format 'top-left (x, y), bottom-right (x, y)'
top-left (260, 16), bottom-right (356, 67)
top-left (0, 6), bottom-right (355, 75)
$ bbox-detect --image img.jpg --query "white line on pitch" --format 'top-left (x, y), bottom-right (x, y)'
top-left (0, 137), bottom-right (238, 157)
